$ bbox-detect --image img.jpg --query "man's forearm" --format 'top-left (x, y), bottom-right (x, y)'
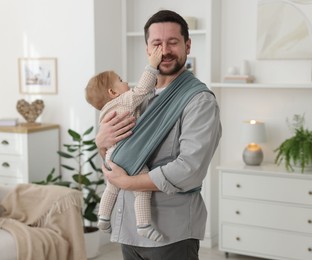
top-left (103, 160), bottom-right (159, 192)
top-left (124, 173), bottom-right (159, 192)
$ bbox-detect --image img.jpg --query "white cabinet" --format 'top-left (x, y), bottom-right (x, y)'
top-left (0, 124), bottom-right (59, 186)
top-left (218, 163), bottom-right (312, 260)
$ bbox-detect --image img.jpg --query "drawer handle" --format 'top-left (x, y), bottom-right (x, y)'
top-left (235, 210), bottom-right (240, 215)
top-left (236, 184), bottom-right (241, 188)
top-left (308, 247), bottom-right (312, 252)
top-left (308, 220), bottom-right (312, 224)
top-left (1, 140), bottom-right (9, 145)
top-left (236, 237), bottom-right (240, 241)
top-left (2, 162), bottom-right (10, 168)
top-left (309, 191), bottom-right (312, 196)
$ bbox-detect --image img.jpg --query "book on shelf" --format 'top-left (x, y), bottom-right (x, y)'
top-left (223, 75), bottom-right (255, 83)
top-left (0, 118), bottom-right (18, 126)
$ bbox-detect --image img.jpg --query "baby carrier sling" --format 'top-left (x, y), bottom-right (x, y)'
top-left (111, 70), bottom-right (214, 176)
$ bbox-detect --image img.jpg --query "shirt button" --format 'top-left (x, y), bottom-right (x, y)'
top-left (118, 208), bottom-right (122, 213)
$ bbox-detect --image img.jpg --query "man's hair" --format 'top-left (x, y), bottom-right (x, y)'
top-left (85, 71), bottom-right (116, 110)
top-left (144, 10), bottom-right (189, 44)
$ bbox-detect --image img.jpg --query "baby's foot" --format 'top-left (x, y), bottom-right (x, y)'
top-left (97, 217), bottom-right (112, 233)
top-left (137, 225), bottom-right (164, 242)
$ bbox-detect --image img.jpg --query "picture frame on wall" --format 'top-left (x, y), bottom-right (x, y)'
top-left (257, 0), bottom-right (312, 59)
top-left (18, 57), bottom-right (58, 94)
top-left (185, 57), bottom-right (195, 74)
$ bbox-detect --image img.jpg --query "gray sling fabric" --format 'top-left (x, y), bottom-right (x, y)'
top-left (111, 70), bottom-right (213, 176)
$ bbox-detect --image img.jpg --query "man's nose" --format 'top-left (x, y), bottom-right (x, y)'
top-left (161, 43), bottom-right (170, 55)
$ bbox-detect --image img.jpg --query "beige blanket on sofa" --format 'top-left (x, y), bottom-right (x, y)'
top-left (0, 184), bottom-right (87, 260)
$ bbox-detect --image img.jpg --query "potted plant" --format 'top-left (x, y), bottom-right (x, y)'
top-left (35, 126), bottom-right (104, 258)
top-left (274, 114), bottom-right (312, 173)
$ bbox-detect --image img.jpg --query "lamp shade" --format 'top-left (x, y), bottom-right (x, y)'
top-left (241, 120), bottom-right (266, 144)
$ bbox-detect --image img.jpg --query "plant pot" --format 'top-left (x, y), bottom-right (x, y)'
top-left (292, 162), bottom-right (312, 174)
top-left (84, 226), bottom-right (100, 259)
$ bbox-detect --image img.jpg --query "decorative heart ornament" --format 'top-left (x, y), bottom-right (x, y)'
top-left (16, 99), bottom-right (45, 123)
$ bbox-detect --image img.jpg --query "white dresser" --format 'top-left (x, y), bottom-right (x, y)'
top-left (0, 124), bottom-right (59, 186)
top-left (218, 163), bottom-right (312, 260)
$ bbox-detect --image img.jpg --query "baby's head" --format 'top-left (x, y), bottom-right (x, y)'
top-left (85, 71), bottom-right (129, 110)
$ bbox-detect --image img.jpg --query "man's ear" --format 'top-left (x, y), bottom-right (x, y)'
top-left (186, 39), bottom-right (191, 55)
top-left (108, 88), bottom-right (118, 98)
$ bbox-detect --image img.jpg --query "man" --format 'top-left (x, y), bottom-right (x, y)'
top-left (96, 10), bottom-right (222, 260)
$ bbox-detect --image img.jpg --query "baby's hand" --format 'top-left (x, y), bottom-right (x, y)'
top-left (149, 46), bottom-right (162, 69)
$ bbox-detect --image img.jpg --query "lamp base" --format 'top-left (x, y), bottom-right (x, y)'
top-left (243, 144), bottom-right (263, 166)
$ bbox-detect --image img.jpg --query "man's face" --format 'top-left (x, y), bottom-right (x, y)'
top-left (146, 22), bottom-right (191, 76)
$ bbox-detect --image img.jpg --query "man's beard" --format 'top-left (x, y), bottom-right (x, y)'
top-left (159, 55), bottom-right (187, 76)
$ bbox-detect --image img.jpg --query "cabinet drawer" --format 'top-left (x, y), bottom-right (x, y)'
top-left (0, 133), bottom-right (23, 155)
top-left (0, 176), bottom-right (23, 186)
top-left (0, 156), bottom-right (24, 178)
top-left (220, 199), bottom-right (312, 234)
top-left (220, 224), bottom-right (312, 260)
top-left (221, 172), bottom-right (312, 205)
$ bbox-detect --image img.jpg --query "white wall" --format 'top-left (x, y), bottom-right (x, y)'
top-left (219, 0), bottom-right (312, 165)
top-left (94, 0), bottom-right (122, 74)
top-left (0, 0), bottom-right (97, 147)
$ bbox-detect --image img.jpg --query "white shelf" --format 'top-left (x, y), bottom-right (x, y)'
top-left (210, 82), bottom-right (312, 89)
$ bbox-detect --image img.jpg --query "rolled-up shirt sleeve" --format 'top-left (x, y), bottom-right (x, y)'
top-left (149, 91), bottom-right (222, 194)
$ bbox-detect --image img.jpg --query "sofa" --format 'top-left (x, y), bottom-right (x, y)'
top-left (0, 185), bottom-right (16, 260)
top-left (0, 184), bottom-right (87, 260)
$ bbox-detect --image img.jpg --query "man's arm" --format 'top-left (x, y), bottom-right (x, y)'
top-left (148, 92), bottom-right (222, 194)
top-left (103, 161), bottom-right (159, 192)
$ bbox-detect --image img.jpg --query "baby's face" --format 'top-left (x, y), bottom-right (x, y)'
top-left (113, 76), bottom-right (129, 95)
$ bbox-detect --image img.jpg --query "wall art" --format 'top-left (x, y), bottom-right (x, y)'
top-left (257, 0), bottom-right (312, 59)
top-left (19, 57), bottom-right (58, 94)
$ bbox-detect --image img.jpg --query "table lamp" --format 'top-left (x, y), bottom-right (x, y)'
top-left (241, 120), bottom-right (266, 166)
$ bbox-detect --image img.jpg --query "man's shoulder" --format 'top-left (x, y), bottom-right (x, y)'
top-left (189, 88), bottom-right (216, 102)
top-left (182, 89), bottom-right (219, 115)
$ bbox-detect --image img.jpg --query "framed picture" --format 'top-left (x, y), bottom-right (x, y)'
top-left (185, 57), bottom-right (195, 74)
top-left (18, 58), bottom-right (58, 94)
top-left (257, 0), bottom-right (312, 59)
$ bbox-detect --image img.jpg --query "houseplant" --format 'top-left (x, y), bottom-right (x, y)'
top-left (34, 126), bottom-right (104, 258)
top-left (36, 126), bottom-right (104, 225)
top-left (274, 114), bottom-right (312, 173)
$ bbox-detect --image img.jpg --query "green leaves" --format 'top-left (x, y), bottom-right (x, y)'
top-left (275, 124), bottom-right (312, 173)
top-left (73, 174), bottom-right (91, 186)
top-left (35, 126), bottom-right (104, 226)
top-left (33, 168), bottom-right (61, 185)
top-left (68, 129), bottom-right (81, 142)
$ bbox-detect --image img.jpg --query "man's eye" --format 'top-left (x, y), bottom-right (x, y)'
top-left (169, 41), bottom-right (178, 45)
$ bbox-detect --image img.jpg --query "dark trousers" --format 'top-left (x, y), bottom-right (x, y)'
top-left (121, 239), bottom-right (200, 260)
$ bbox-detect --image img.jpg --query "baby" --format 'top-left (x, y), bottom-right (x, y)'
top-left (85, 46), bottom-right (163, 242)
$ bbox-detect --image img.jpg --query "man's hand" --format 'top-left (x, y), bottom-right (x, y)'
top-left (96, 111), bottom-right (135, 157)
top-left (103, 160), bottom-right (159, 192)
top-left (102, 161), bottom-right (131, 190)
